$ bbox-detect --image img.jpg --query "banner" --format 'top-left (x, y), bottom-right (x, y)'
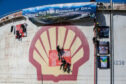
top-left (49, 50), bottom-right (71, 66)
top-left (22, 2), bottom-right (96, 24)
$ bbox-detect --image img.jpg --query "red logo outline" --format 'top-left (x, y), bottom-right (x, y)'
top-left (29, 24), bottom-right (90, 82)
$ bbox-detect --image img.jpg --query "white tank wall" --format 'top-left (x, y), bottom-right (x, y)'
top-left (0, 19), bottom-right (95, 84)
top-left (0, 19), bottom-right (39, 84)
top-left (113, 12), bottom-right (126, 84)
top-left (0, 11), bottom-right (126, 84)
top-left (97, 12), bottom-right (126, 84)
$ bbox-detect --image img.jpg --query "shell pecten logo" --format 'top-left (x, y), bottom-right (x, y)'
top-left (29, 24), bottom-right (89, 82)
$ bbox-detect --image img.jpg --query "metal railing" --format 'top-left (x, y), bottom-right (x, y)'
top-left (0, 10), bottom-right (24, 26)
top-left (0, 10), bottom-right (22, 19)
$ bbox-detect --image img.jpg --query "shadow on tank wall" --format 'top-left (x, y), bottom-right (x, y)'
top-left (29, 17), bottom-right (95, 26)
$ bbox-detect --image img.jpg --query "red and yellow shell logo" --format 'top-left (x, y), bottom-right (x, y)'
top-left (29, 24), bottom-right (90, 82)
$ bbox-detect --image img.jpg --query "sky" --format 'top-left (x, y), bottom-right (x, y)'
top-left (0, 0), bottom-right (125, 17)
